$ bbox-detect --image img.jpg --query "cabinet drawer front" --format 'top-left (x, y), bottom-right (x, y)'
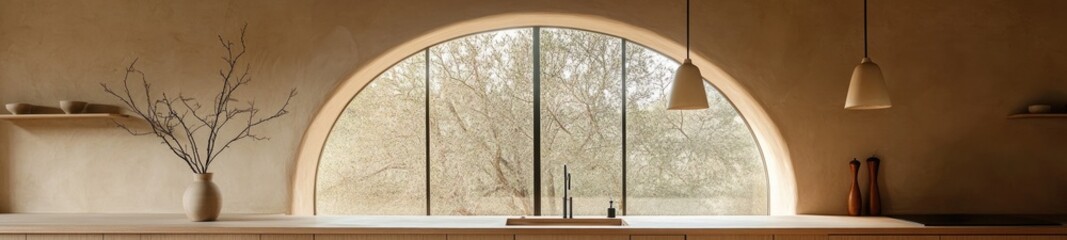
top-left (141, 235), bottom-right (258, 240)
top-left (262, 235), bottom-right (314, 240)
top-left (631, 236), bottom-right (684, 240)
top-left (316, 235), bottom-right (447, 240)
top-left (103, 235), bottom-right (140, 240)
top-left (516, 235), bottom-right (628, 240)
top-left (689, 235), bottom-right (773, 240)
top-left (830, 236), bottom-right (939, 240)
top-left (449, 235), bottom-right (513, 240)
top-left (943, 236), bottom-right (1067, 240)
top-left (27, 235), bottom-right (103, 240)
top-left (775, 235), bottom-right (827, 240)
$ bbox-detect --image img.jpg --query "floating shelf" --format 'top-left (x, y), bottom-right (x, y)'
top-left (1007, 113), bottom-right (1067, 119)
top-left (0, 113), bottom-right (132, 121)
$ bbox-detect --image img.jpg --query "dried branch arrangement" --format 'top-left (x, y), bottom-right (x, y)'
top-left (102, 25), bottom-right (297, 174)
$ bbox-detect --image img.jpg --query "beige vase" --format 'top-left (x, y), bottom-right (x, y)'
top-left (183, 173), bottom-right (222, 222)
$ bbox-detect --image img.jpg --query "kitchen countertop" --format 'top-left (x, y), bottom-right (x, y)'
top-left (0, 214), bottom-right (1064, 235)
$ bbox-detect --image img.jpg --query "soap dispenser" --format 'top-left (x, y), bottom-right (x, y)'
top-left (607, 199), bottom-right (617, 218)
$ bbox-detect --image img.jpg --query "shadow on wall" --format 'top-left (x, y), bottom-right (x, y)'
top-left (11, 104), bottom-right (123, 115)
top-left (0, 123), bottom-right (9, 212)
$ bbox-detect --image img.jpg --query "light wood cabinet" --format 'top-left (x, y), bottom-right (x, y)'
top-left (689, 235), bottom-right (773, 240)
top-left (103, 235), bottom-right (140, 240)
top-left (943, 236), bottom-right (1067, 240)
top-left (26, 235), bottom-right (102, 240)
top-left (141, 235), bottom-right (258, 240)
top-left (0, 233), bottom-right (1065, 240)
top-left (516, 235), bottom-right (628, 240)
top-left (262, 235), bottom-right (314, 240)
top-left (775, 235), bottom-right (828, 240)
top-left (448, 235), bottom-right (512, 240)
top-left (316, 235), bottom-right (447, 240)
top-left (631, 236), bottom-right (683, 240)
top-left (829, 236), bottom-right (939, 240)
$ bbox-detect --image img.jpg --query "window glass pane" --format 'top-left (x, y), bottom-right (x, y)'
top-left (316, 27), bottom-right (770, 216)
top-left (429, 29), bottom-right (535, 215)
top-left (625, 43), bottom-right (768, 215)
top-left (316, 53), bottom-right (427, 215)
top-left (539, 28), bottom-right (624, 216)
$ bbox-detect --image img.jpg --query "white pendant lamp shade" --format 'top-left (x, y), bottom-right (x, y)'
top-left (845, 0), bottom-right (891, 110)
top-left (844, 58), bottom-right (891, 109)
top-left (668, 0), bottom-right (709, 110)
top-left (668, 59), bottom-right (709, 110)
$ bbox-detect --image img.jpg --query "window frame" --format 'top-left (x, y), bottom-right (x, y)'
top-left (316, 26), bottom-right (770, 216)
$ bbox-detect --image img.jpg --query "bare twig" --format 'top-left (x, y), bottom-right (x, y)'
top-left (101, 24), bottom-right (295, 174)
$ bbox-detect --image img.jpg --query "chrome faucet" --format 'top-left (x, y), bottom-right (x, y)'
top-left (563, 165), bottom-right (573, 219)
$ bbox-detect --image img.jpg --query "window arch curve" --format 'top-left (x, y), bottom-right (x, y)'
top-left (292, 13), bottom-right (796, 216)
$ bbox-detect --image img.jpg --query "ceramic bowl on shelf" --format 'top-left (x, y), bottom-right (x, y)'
top-left (1027, 104), bottom-right (1052, 114)
top-left (59, 100), bottom-right (88, 114)
top-left (5, 103), bottom-right (32, 115)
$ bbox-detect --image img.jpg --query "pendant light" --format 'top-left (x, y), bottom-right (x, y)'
top-left (844, 0), bottom-right (892, 110)
top-left (668, 0), bottom-right (709, 110)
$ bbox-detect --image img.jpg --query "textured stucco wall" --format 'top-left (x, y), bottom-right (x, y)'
top-left (0, 0), bottom-right (1064, 214)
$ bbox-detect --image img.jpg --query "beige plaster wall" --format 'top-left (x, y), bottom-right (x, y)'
top-left (0, 0), bottom-right (1064, 214)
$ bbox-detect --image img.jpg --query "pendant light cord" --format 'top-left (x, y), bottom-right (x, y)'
top-left (863, 0), bottom-right (868, 58)
top-left (686, 0), bottom-right (691, 59)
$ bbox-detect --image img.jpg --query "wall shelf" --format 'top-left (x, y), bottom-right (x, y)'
top-left (0, 113), bottom-right (132, 121)
top-left (1007, 113), bottom-right (1067, 119)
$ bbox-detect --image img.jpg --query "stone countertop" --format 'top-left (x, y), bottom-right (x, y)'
top-left (0, 214), bottom-right (1064, 235)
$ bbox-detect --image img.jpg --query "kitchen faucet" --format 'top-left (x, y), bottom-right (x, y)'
top-left (563, 164), bottom-right (573, 219)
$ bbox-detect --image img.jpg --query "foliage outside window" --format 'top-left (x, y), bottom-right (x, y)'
top-left (317, 27), bottom-right (767, 216)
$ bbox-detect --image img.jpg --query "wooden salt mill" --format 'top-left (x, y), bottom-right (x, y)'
top-left (867, 156), bottom-right (882, 216)
top-left (848, 159), bottom-right (862, 216)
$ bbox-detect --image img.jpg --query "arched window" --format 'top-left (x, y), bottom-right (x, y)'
top-left (316, 27), bottom-right (767, 216)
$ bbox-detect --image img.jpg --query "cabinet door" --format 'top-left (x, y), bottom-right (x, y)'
top-left (103, 235), bottom-right (140, 240)
top-left (27, 235), bottom-right (103, 240)
top-left (316, 235), bottom-right (447, 240)
top-left (775, 235), bottom-right (827, 240)
top-left (262, 235), bottom-right (314, 240)
top-left (141, 235), bottom-right (258, 240)
top-left (943, 236), bottom-right (1067, 240)
top-left (829, 236), bottom-right (939, 240)
top-left (448, 235), bottom-right (512, 240)
top-left (631, 236), bottom-right (684, 240)
top-left (689, 235), bottom-right (773, 240)
top-left (515, 235), bottom-right (628, 240)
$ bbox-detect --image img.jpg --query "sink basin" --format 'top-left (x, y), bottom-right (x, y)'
top-left (506, 217), bottom-right (626, 226)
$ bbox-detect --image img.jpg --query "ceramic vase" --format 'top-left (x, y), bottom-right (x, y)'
top-left (183, 173), bottom-right (222, 222)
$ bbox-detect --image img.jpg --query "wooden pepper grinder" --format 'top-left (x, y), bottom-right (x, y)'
top-left (867, 156), bottom-right (882, 216)
top-left (848, 159), bottom-right (862, 216)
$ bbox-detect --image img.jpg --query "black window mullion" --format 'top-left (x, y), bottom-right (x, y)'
top-left (532, 27), bottom-right (543, 216)
top-left (620, 39), bottom-right (628, 216)
top-left (424, 48), bottom-right (431, 216)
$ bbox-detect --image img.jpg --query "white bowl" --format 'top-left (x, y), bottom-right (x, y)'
top-left (1028, 104), bottom-right (1052, 114)
top-left (5, 103), bottom-right (32, 115)
top-left (59, 100), bottom-right (88, 114)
